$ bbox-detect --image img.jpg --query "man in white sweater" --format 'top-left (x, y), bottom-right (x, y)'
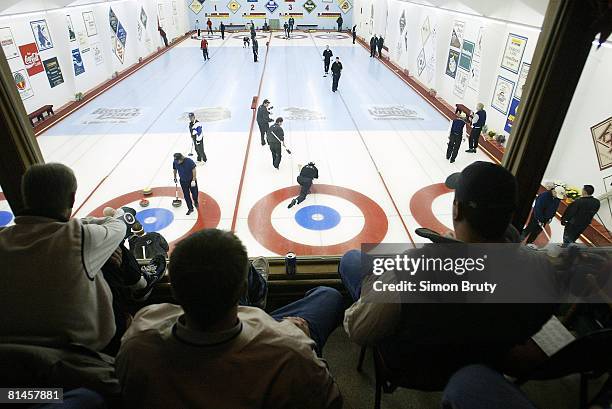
top-left (0, 163), bottom-right (129, 352)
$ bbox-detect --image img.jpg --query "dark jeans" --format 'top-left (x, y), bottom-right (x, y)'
top-left (370, 46), bottom-right (376, 57)
top-left (563, 226), bottom-right (581, 244)
top-left (353, 33), bottom-right (356, 43)
top-left (197, 29), bottom-right (201, 37)
top-left (289, 24), bottom-right (294, 33)
top-left (253, 50), bottom-right (258, 62)
top-left (522, 216), bottom-right (544, 244)
top-left (270, 143), bottom-right (282, 168)
top-left (332, 73), bottom-right (341, 91)
top-left (202, 48), bottom-right (209, 60)
top-left (195, 140), bottom-right (206, 162)
top-left (258, 122), bottom-right (269, 145)
top-left (207, 27), bottom-right (213, 35)
top-left (324, 59), bottom-right (330, 73)
top-left (270, 287), bottom-right (344, 355)
top-left (296, 176), bottom-right (313, 205)
top-left (221, 30), bottom-right (225, 39)
top-left (442, 365), bottom-right (537, 409)
top-left (469, 126), bottom-right (481, 150)
top-left (338, 249), bottom-right (367, 301)
top-left (377, 46), bottom-right (383, 57)
top-left (446, 132), bottom-right (462, 162)
top-left (337, 23), bottom-right (342, 32)
top-left (180, 179), bottom-right (199, 211)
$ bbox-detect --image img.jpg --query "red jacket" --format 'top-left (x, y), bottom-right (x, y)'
top-left (201, 39), bottom-right (208, 49)
top-left (207, 20), bottom-right (212, 27)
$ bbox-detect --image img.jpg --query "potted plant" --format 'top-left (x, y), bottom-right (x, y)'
top-left (565, 187), bottom-right (580, 203)
top-left (75, 92), bottom-right (84, 101)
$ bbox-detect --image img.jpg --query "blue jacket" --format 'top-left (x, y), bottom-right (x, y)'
top-left (534, 190), bottom-right (560, 223)
top-left (450, 119), bottom-right (466, 135)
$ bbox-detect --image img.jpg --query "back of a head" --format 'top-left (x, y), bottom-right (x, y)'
top-left (22, 163), bottom-right (77, 214)
top-left (447, 162), bottom-right (518, 240)
top-left (584, 184), bottom-right (595, 196)
top-left (169, 229), bottom-right (249, 328)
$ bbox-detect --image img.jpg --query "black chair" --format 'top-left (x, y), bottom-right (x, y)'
top-left (357, 346), bottom-right (444, 409)
top-left (515, 328), bottom-right (612, 408)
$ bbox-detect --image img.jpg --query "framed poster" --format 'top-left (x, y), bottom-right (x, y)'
top-left (449, 20), bottom-right (464, 49)
top-left (30, 20), bottom-right (53, 51)
top-left (445, 49), bottom-right (459, 79)
top-left (91, 42), bottom-right (103, 65)
top-left (83, 11), bottom-right (98, 36)
top-left (491, 76), bottom-right (515, 115)
top-left (591, 117), bottom-right (612, 171)
top-left (515, 62), bottom-right (530, 100)
top-left (500, 33), bottom-right (527, 74)
top-left (43, 57), bottom-right (64, 88)
top-left (453, 69), bottom-right (468, 98)
top-left (72, 48), bottom-right (85, 76)
top-left (67, 15), bottom-right (76, 41)
top-left (19, 43), bottom-right (44, 76)
top-left (504, 97), bottom-right (520, 134)
top-left (13, 70), bottom-right (34, 100)
top-left (0, 27), bottom-right (19, 59)
top-left (458, 39), bottom-right (474, 71)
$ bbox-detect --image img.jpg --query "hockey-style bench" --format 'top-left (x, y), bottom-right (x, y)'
top-left (297, 24), bottom-right (318, 30)
top-left (225, 24), bottom-right (246, 31)
top-left (28, 105), bottom-right (54, 126)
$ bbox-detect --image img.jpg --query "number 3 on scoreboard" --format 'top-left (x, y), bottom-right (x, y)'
top-left (288, 4), bottom-right (292, 10)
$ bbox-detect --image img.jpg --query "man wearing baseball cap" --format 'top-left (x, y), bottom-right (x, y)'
top-left (340, 162), bottom-right (555, 388)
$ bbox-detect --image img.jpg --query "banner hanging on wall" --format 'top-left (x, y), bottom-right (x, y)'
top-left (453, 69), bottom-right (468, 98)
top-left (339, 0), bottom-right (352, 13)
top-left (19, 43), bottom-right (44, 76)
top-left (190, 0), bottom-right (204, 14)
top-left (66, 15), bottom-right (76, 42)
top-left (591, 117), bottom-right (612, 171)
top-left (30, 20), bottom-right (53, 51)
top-left (13, 69), bottom-right (34, 100)
top-left (265, 0), bottom-right (279, 13)
top-left (504, 97), bottom-right (520, 134)
top-left (140, 7), bottom-right (148, 28)
top-left (449, 20), bottom-right (464, 49)
top-left (467, 58), bottom-right (481, 92)
top-left (515, 62), bottom-right (530, 100)
top-left (83, 11), bottom-right (98, 37)
top-left (501, 33), bottom-right (527, 74)
top-left (458, 40), bottom-right (474, 71)
top-left (303, 0), bottom-right (317, 13)
top-left (474, 26), bottom-right (484, 59)
top-left (399, 10), bottom-right (406, 34)
top-left (445, 49), bottom-right (459, 79)
top-left (72, 48), bottom-right (85, 76)
top-left (417, 48), bottom-right (426, 76)
top-left (227, 0), bottom-right (240, 13)
top-left (43, 57), bottom-right (64, 88)
top-left (420, 16), bottom-right (430, 45)
top-left (0, 27), bottom-right (19, 59)
top-left (491, 76), bottom-right (515, 115)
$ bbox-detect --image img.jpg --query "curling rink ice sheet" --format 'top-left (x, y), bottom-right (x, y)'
top-left (0, 31), bottom-right (570, 255)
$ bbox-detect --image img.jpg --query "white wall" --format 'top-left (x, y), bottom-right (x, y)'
top-left (1, 0), bottom-right (189, 114)
top-left (544, 43), bottom-right (612, 230)
top-left (351, 0), bottom-right (544, 136)
top-left (190, 0), bottom-right (353, 31)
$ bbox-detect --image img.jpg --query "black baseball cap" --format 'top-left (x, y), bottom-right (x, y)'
top-left (445, 161), bottom-right (517, 211)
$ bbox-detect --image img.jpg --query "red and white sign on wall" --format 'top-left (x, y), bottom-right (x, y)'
top-left (19, 43), bottom-right (44, 76)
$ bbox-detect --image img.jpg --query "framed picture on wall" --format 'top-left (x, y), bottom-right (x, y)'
top-left (515, 62), bottom-right (530, 100)
top-left (30, 20), bottom-right (53, 51)
top-left (500, 33), bottom-right (528, 74)
top-left (66, 15), bottom-right (76, 41)
top-left (82, 11), bottom-right (98, 37)
top-left (0, 27), bottom-right (19, 59)
top-left (13, 69), bottom-right (34, 100)
top-left (491, 76), bottom-right (515, 115)
top-left (591, 117), bottom-right (612, 171)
